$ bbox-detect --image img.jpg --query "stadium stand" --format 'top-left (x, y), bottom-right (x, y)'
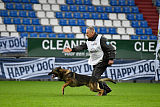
top-left (0, 0), bottom-right (158, 40)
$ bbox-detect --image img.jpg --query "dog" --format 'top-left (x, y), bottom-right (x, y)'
top-left (48, 67), bottom-right (116, 96)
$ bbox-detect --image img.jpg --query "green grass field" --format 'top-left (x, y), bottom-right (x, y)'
top-left (0, 81), bottom-right (160, 107)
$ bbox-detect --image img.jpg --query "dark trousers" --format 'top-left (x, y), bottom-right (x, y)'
top-left (92, 61), bottom-right (112, 93)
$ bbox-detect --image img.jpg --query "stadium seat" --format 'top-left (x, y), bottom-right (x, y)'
top-left (39, 33), bottom-right (47, 38)
top-left (100, 13), bottom-right (109, 20)
top-left (48, 34), bottom-right (56, 38)
top-left (58, 34), bottom-right (65, 38)
top-left (94, 27), bottom-right (98, 33)
top-left (39, 0), bottom-right (46, 3)
top-left (114, 6), bottom-right (122, 13)
top-left (48, 0), bottom-right (56, 4)
top-left (68, 19), bottom-right (77, 26)
top-left (66, 0), bottom-right (74, 5)
top-left (67, 34), bottom-right (75, 38)
top-left (56, 12), bottom-right (63, 18)
top-left (131, 35), bottom-right (138, 40)
top-left (30, 0), bottom-right (38, 3)
top-left (108, 28), bottom-right (117, 34)
top-left (145, 28), bottom-right (152, 35)
top-left (42, 4), bottom-right (50, 11)
top-left (95, 20), bottom-right (103, 26)
top-left (119, 0), bottom-right (126, 6)
top-left (113, 20), bottom-right (121, 27)
top-left (99, 27), bottom-right (107, 34)
top-left (21, 0), bottom-right (29, 3)
top-left (0, 3), bottom-right (5, 10)
top-left (121, 35), bottom-right (130, 40)
top-left (72, 26), bottom-right (81, 33)
top-left (35, 26), bottom-right (43, 33)
top-left (44, 26), bottom-right (53, 33)
top-left (7, 25), bottom-right (16, 32)
top-left (50, 19), bottom-right (58, 25)
top-left (149, 35), bottom-right (157, 40)
top-left (75, 0), bottom-right (83, 5)
top-left (28, 11), bottom-right (36, 18)
top-left (82, 13), bottom-right (90, 19)
top-left (20, 33), bottom-right (28, 38)
top-left (75, 34), bottom-right (84, 39)
top-left (126, 28), bottom-right (134, 34)
top-left (91, 13), bottom-right (99, 19)
top-left (23, 18), bottom-right (31, 25)
top-left (13, 18), bottom-right (21, 24)
top-left (92, 0), bottom-right (100, 5)
top-left (30, 33), bottom-right (38, 38)
top-left (4, 17), bottom-right (12, 24)
top-left (131, 7), bottom-right (139, 13)
top-left (118, 13), bottom-right (126, 20)
top-left (63, 26), bottom-right (72, 33)
top-left (131, 21), bottom-right (139, 28)
top-left (17, 25), bottom-right (25, 32)
top-left (46, 11), bottom-right (54, 18)
top-left (15, 3), bottom-right (23, 10)
top-left (6, 3), bottom-right (14, 10)
top-left (73, 12), bottom-right (81, 19)
top-left (33, 4), bottom-right (42, 11)
top-left (24, 4), bottom-right (33, 10)
top-left (41, 19), bottom-right (49, 25)
top-left (96, 6), bottom-right (104, 12)
top-left (51, 5), bottom-right (60, 11)
top-left (109, 13), bottom-right (117, 20)
top-left (105, 7), bottom-right (113, 13)
top-left (136, 28), bottom-right (144, 35)
top-left (122, 21), bottom-right (130, 27)
top-left (104, 20), bottom-right (113, 27)
top-left (140, 35), bottom-right (148, 40)
top-left (127, 14), bottom-right (135, 20)
top-left (136, 14), bottom-right (144, 20)
top-left (59, 19), bottom-right (68, 26)
top-left (12, 0), bottom-right (21, 2)
top-left (112, 35), bottom-right (121, 39)
top-left (110, 0), bottom-right (118, 6)
top-left (0, 10), bottom-right (9, 17)
top-left (26, 25), bottom-right (34, 32)
top-left (77, 19), bottom-right (85, 26)
top-left (117, 28), bottom-right (126, 34)
top-left (54, 26), bottom-right (62, 33)
top-left (123, 7), bottom-right (131, 13)
top-left (127, 0), bottom-right (135, 6)
top-left (0, 25), bottom-right (6, 31)
top-left (87, 6), bottom-right (95, 12)
top-left (65, 12), bottom-right (72, 18)
top-left (140, 21), bottom-right (148, 28)
top-left (60, 5), bottom-right (68, 11)
top-left (81, 26), bottom-right (87, 33)
top-left (70, 5), bottom-right (77, 12)
top-left (79, 5), bottom-right (87, 12)
top-left (2, 0), bottom-right (11, 2)
top-left (10, 11), bottom-right (18, 17)
top-left (19, 11), bottom-right (27, 17)
top-left (32, 18), bottom-right (40, 25)
top-left (10, 33), bottom-right (19, 37)
top-left (0, 17), bottom-right (2, 24)
top-left (84, 0), bottom-right (92, 5)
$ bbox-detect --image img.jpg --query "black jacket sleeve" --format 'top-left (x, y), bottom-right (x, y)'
top-left (71, 43), bottom-right (88, 52)
top-left (100, 36), bottom-right (116, 60)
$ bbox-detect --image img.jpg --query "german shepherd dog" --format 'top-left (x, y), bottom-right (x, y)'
top-left (48, 67), bottom-right (116, 96)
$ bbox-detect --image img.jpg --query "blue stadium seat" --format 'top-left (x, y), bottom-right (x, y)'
top-left (136, 28), bottom-right (144, 35)
top-left (66, 0), bottom-right (74, 5)
top-left (21, 0), bottom-right (29, 3)
top-left (100, 13), bottom-right (109, 20)
top-left (13, 18), bottom-right (21, 24)
top-left (156, 0), bottom-right (160, 6)
top-left (58, 34), bottom-right (65, 38)
top-left (32, 18), bottom-right (40, 25)
top-left (30, 33), bottom-right (38, 38)
top-left (140, 21), bottom-right (148, 27)
top-left (59, 19), bottom-right (68, 26)
top-left (24, 4), bottom-right (33, 10)
top-left (119, 0), bottom-right (126, 6)
top-left (113, 6), bottom-right (122, 13)
top-left (19, 11), bottom-right (27, 17)
top-left (73, 12), bottom-right (81, 19)
top-left (10, 11), bottom-right (18, 17)
top-left (23, 18), bottom-right (31, 25)
top-left (127, 14), bottom-right (135, 20)
top-left (127, 0), bottom-right (135, 6)
top-left (69, 19), bottom-right (77, 26)
top-left (48, 34), bottom-right (56, 38)
top-left (67, 34), bottom-right (75, 38)
top-left (20, 33), bottom-right (28, 38)
top-left (149, 35), bottom-right (157, 40)
top-left (17, 25), bottom-right (25, 32)
top-left (108, 28), bottom-right (117, 34)
top-left (110, 0), bottom-right (118, 6)
top-left (64, 12), bottom-right (72, 18)
top-left (60, 5), bottom-right (68, 11)
top-left (145, 28), bottom-right (152, 35)
top-left (28, 11), bottom-right (36, 18)
top-left (56, 12), bottom-right (63, 18)
top-left (94, 27), bottom-right (98, 33)
top-left (96, 6), bottom-right (104, 12)
top-left (0, 10), bottom-right (8, 17)
top-left (75, 0), bottom-right (83, 5)
top-left (81, 27), bottom-right (87, 33)
top-left (12, 0), bottom-right (21, 2)
top-left (105, 7), bottom-right (112, 13)
top-left (44, 26), bottom-right (53, 33)
top-left (99, 27), bottom-right (107, 34)
top-left (140, 35), bottom-right (148, 40)
top-left (26, 25), bottom-right (34, 32)
top-left (82, 13), bottom-right (90, 19)
top-left (136, 14), bottom-right (144, 20)
top-left (4, 17), bottom-right (12, 24)
top-left (6, 3), bottom-right (14, 10)
top-left (35, 26), bottom-right (43, 32)
top-left (131, 35), bottom-right (139, 40)
top-left (87, 6), bottom-right (95, 12)
top-left (131, 7), bottom-right (139, 13)
top-left (131, 21), bottom-right (139, 28)
top-left (84, 0), bottom-right (92, 5)
top-left (77, 19), bottom-right (85, 26)
top-left (15, 3), bottom-right (23, 10)
top-left (69, 5), bottom-right (77, 12)
top-left (79, 5), bottom-right (87, 12)
top-left (122, 7), bottom-right (131, 13)
top-left (30, 0), bottom-right (39, 3)
top-left (39, 33), bottom-right (47, 38)
top-left (91, 13), bottom-right (99, 19)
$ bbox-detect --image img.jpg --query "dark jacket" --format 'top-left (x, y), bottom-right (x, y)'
top-left (71, 33), bottom-right (116, 63)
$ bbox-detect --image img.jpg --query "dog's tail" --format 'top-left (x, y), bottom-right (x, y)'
top-left (98, 78), bottom-right (116, 84)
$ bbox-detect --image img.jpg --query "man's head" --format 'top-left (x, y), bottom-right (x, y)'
top-left (86, 26), bottom-right (95, 38)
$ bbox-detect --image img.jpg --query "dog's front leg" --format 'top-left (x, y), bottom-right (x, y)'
top-left (62, 80), bottom-right (72, 95)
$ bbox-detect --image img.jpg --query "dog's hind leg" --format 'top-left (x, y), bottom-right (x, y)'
top-left (62, 80), bottom-right (72, 95)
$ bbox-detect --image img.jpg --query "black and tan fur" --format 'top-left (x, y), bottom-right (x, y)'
top-left (48, 67), bottom-right (116, 96)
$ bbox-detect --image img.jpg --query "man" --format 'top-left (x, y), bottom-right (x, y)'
top-left (63, 26), bottom-right (116, 95)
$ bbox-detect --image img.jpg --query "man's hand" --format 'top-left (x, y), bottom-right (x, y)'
top-left (63, 48), bottom-right (72, 53)
top-left (108, 60), bottom-right (114, 66)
